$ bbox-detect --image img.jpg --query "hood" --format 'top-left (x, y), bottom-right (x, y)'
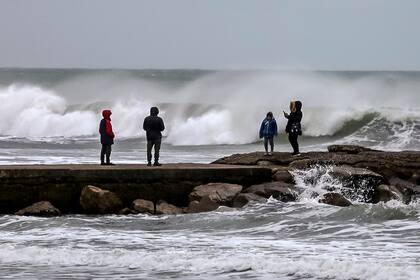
top-left (102, 109), bottom-right (112, 120)
top-left (295, 101), bottom-right (302, 112)
top-left (150, 107), bottom-right (159, 116)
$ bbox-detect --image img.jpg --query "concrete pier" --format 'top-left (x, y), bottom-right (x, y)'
top-left (0, 164), bottom-right (272, 214)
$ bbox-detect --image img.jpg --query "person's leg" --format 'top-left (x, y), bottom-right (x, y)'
top-left (147, 141), bottom-right (154, 165)
top-left (269, 137), bottom-right (274, 153)
top-left (154, 139), bottom-right (161, 166)
top-left (106, 145), bottom-right (112, 164)
top-left (100, 144), bottom-right (106, 164)
top-left (263, 137), bottom-right (268, 154)
top-left (289, 133), bottom-right (299, 154)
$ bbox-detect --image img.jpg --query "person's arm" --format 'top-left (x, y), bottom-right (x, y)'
top-left (259, 121), bottom-right (264, 139)
top-left (143, 118), bottom-right (147, 131)
top-left (106, 120), bottom-right (115, 138)
top-left (283, 111), bottom-right (289, 119)
top-left (273, 120), bottom-right (278, 136)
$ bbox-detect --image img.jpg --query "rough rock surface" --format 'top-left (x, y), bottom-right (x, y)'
top-left (189, 183), bottom-right (243, 206)
top-left (155, 200), bottom-right (183, 215)
top-left (372, 185), bottom-right (403, 203)
top-left (132, 199), bottom-right (155, 214)
top-left (232, 193), bottom-right (267, 208)
top-left (272, 168), bottom-right (294, 183)
top-left (244, 182), bottom-right (302, 202)
top-left (213, 145), bottom-right (420, 183)
top-left (80, 185), bottom-right (123, 214)
top-left (15, 201), bottom-right (61, 217)
top-left (186, 196), bottom-right (220, 213)
top-left (319, 193), bottom-right (352, 207)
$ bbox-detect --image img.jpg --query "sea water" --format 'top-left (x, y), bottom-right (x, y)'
top-left (0, 69), bottom-right (419, 279)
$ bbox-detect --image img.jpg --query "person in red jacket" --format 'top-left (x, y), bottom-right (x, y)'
top-left (99, 109), bottom-right (115, 165)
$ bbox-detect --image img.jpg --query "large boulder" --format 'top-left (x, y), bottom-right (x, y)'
top-left (132, 199), bottom-right (155, 214)
top-left (186, 196), bottom-right (220, 213)
top-left (329, 165), bottom-right (384, 202)
top-left (232, 193), bottom-right (267, 208)
top-left (319, 193), bottom-right (352, 207)
top-left (243, 182), bottom-right (302, 202)
top-left (272, 168), bottom-right (294, 183)
top-left (80, 185), bottom-right (123, 214)
top-left (372, 185), bottom-right (404, 203)
top-left (189, 183), bottom-right (243, 206)
top-left (155, 200), bottom-right (183, 215)
top-left (15, 201), bottom-right (61, 217)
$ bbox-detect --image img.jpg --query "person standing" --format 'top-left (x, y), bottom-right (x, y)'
top-left (143, 107), bottom-right (165, 166)
top-left (99, 109), bottom-right (115, 165)
top-left (284, 101), bottom-right (303, 155)
top-left (259, 112), bottom-right (278, 156)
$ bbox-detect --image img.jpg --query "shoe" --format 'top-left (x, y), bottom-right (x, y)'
top-left (100, 162), bottom-right (106, 165)
top-left (268, 152), bottom-right (273, 156)
top-left (147, 162), bottom-right (152, 167)
top-left (264, 152), bottom-right (269, 156)
top-left (153, 162), bottom-right (162, 167)
top-left (292, 152), bottom-right (301, 156)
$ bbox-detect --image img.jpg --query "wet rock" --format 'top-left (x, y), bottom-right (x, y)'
top-left (319, 193), bottom-right (352, 207)
top-left (189, 183), bottom-right (243, 206)
top-left (327, 145), bottom-right (376, 154)
top-left (186, 196), bottom-right (220, 213)
top-left (372, 185), bottom-right (403, 203)
top-left (244, 182), bottom-right (302, 202)
top-left (132, 199), bottom-right (155, 214)
top-left (329, 165), bottom-right (384, 202)
top-left (232, 193), bottom-right (267, 208)
top-left (409, 173), bottom-right (420, 185)
top-left (257, 160), bottom-right (273, 166)
top-left (118, 207), bottom-right (138, 215)
top-left (273, 168), bottom-right (294, 183)
top-left (15, 201), bottom-right (61, 217)
top-left (80, 185), bottom-right (123, 214)
top-left (388, 177), bottom-right (419, 202)
top-left (155, 200), bottom-right (183, 215)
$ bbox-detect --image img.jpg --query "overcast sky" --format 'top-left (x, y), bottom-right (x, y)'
top-left (0, 0), bottom-right (419, 70)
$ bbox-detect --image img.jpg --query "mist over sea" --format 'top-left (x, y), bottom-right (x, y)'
top-left (1, 69), bottom-right (420, 279)
top-left (0, 69), bottom-right (419, 164)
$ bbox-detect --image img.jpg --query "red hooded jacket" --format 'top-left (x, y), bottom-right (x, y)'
top-left (99, 110), bottom-right (115, 145)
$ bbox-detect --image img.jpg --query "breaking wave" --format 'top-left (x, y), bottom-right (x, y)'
top-left (0, 70), bottom-right (419, 149)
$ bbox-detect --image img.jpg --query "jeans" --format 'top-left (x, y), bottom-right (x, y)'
top-left (288, 133), bottom-right (299, 154)
top-left (147, 139), bottom-right (161, 163)
top-left (100, 144), bottom-right (112, 163)
top-left (264, 137), bottom-right (274, 152)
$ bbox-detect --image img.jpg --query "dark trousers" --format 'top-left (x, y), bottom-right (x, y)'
top-left (264, 137), bottom-right (274, 152)
top-left (147, 139), bottom-right (161, 163)
top-left (288, 133), bottom-right (299, 154)
top-left (101, 144), bottom-right (112, 163)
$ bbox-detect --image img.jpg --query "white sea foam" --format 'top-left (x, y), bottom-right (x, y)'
top-left (1, 71), bottom-right (419, 148)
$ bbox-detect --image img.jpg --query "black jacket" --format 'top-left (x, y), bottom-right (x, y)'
top-left (143, 108), bottom-right (165, 140)
top-left (285, 101), bottom-right (303, 135)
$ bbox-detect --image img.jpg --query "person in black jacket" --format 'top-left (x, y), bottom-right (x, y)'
top-left (143, 107), bottom-right (165, 166)
top-left (284, 101), bottom-right (303, 155)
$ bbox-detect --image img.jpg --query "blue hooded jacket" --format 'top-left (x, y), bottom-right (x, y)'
top-left (259, 118), bottom-right (278, 138)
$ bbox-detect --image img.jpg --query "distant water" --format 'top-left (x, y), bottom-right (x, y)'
top-left (0, 69), bottom-right (420, 279)
top-left (0, 69), bottom-right (419, 164)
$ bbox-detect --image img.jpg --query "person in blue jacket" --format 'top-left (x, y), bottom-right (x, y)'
top-left (259, 112), bottom-right (278, 155)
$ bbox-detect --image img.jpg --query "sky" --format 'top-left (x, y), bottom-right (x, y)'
top-left (0, 0), bottom-right (419, 70)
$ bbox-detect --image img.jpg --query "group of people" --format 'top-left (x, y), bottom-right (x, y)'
top-left (259, 101), bottom-right (303, 156)
top-left (99, 106), bottom-right (165, 166)
top-left (99, 101), bottom-right (303, 166)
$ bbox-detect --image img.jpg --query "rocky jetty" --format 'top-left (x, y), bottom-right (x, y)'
top-left (4, 145), bottom-right (420, 216)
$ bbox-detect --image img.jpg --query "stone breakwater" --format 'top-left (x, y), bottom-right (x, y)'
top-left (1, 145), bottom-right (419, 216)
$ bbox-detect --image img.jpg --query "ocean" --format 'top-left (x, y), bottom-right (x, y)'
top-left (0, 69), bottom-right (419, 279)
